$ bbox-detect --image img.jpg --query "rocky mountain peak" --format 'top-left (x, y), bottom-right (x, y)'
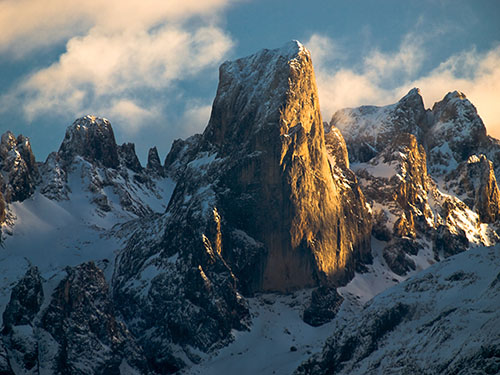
top-left (58, 115), bottom-right (120, 169)
top-left (427, 91), bottom-right (489, 172)
top-left (398, 87), bottom-right (425, 110)
top-left (203, 39), bottom-right (313, 153)
top-left (146, 146), bottom-right (164, 175)
top-left (164, 40), bottom-right (372, 292)
top-left (431, 90), bottom-right (480, 124)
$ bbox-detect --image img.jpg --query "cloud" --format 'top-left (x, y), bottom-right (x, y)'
top-left (306, 33), bottom-right (500, 138)
top-left (1, 1), bottom-right (236, 137)
top-left (0, 0), bottom-right (234, 56)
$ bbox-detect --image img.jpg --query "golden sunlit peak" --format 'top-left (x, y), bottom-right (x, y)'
top-left (86, 114), bottom-right (97, 123)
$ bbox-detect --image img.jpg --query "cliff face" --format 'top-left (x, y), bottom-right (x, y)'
top-left (445, 154), bottom-right (500, 223)
top-left (331, 88), bottom-right (429, 163)
top-left (58, 116), bottom-right (120, 169)
top-left (175, 41), bottom-right (371, 292)
top-left (332, 89), bottom-right (500, 274)
top-left (0, 131), bottom-right (38, 204)
top-left (1, 264), bottom-right (148, 374)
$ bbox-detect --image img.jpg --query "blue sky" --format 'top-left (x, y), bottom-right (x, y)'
top-left (0, 0), bottom-right (499, 162)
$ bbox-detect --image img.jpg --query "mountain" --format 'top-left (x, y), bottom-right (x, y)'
top-left (0, 41), bottom-right (499, 374)
top-left (327, 89), bottom-right (500, 280)
top-left (295, 244), bottom-right (500, 375)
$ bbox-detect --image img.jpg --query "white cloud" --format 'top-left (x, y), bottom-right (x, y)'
top-left (306, 33), bottom-right (500, 138)
top-left (0, 0), bottom-right (234, 56)
top-left (2, 1), bottom-right (236, 136)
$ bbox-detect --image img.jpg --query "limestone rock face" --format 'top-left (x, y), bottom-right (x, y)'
top-left (58, 115), bottom-right (119, 169)
top-left (427, 91), bottom-right (489, 174)
top-left (332, 88), bottom-right (428, 163)
top-left (0, 131), bottom-right (39, 203)
top-left (445, 154), bottom-right (500, 223)
top-left (111, 41), bottom-right (372, 370)
top-left (350, 133), bottom-right (433, 275)
top-left (39, 116), bottom-right (171, 216)
top-left (2, 267), bottom-right (43, 332)
top-left (1, 263), bottom-right (148, 374)
top-left (146, 146), bottom-right (164, 176)
top-left (333, 89), bottom-right (500, 274)
top-left (199, 40), bottom-right (372, 292)
top-left (118, 142), bottom-right (142, 173)
top-left (40, 262), bottom-right (149, 374)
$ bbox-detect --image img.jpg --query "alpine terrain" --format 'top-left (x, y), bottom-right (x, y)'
top-left (0, 41), bottom-right (498, 374)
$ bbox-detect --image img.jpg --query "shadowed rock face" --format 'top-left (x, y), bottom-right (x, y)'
top-left (2, 267), bottom-right (43, 332)
top-left (201, 41), bottom-right (371, 292)
top-left (0, 131), bottom-right (39, 203)
top-left (146, 146), bottom-right (164, 176)
top-left (58, 115), bottom-right (120, 169)
top-left (118, 142), bottom-right (142, 173)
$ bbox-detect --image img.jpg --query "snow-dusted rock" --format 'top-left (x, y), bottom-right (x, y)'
top-left (1, 263), bottom-right (149, 375)
top-left (200, 40), bottom-right (371, 292)
top-left (445, 154), bottom-right (500, 223)
top-left (0, 131), bottom-right (38, 204)
top-left (332, 90), bottom-right (500, 276)
top-left (146, 146), bottom-right (164, 176)
top-left (332, 88), bottom-right (428, 163)
top-left (118, 142), bottom-right (143, 173)
top-left (296, 245), bottom-right (500, 375)
top-left (59, 116), bottom-right (119, 169)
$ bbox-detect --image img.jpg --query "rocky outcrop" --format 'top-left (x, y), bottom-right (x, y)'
top-left (1, 264), bottom-right (149, 375)
top-left (445, 154), bottom-right (500, 223)
top-left (118, 142), bottom-right (143, 173)
top-left (111, 40), bottom-right (372, 370)
top-left (113, 214), bottom-right (250, 372)
top-left (0, 131), bottom-right (39, 203)
top-left (40, 262), bottom-right (148, 374)
top-left (199, 40), bottom-right (371, 292)
top-left (332, 88), bottom-right (429, 163)
top-left (347, 133), bottom-right (432, 274)
top-left (39, 116), bottom-right (172, 217)
top-left (427, 91), bottom-right (490, 174)
top-left (333, 89), bottom-right (500, 274)
top-left (146, 146), bottom-right (164, 176)
top-left (302, 287), bottom-right (343, 327)
top-left (58, 116), bottom-right (120, 169)
top-left (2, 267), bottom-right (43, 333)
top-left (334, 88), bottom-right (500, 179)
top-left (1, 267), bottom-right (43, 374)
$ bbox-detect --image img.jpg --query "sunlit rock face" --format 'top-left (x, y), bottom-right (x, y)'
top-left (111, 42), bottom-right (373, 370)
top-left (204, 41), bottom-right (371, 292)
top-left (332, 89), bottom-right (500, 274)
top-left (445, 154), bottom-right (500, 223)
top-left (162, 41), bottom-right (372, 293)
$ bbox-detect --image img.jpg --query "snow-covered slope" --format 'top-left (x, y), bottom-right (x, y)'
top-left (296, 244), bottom-right (500, 375)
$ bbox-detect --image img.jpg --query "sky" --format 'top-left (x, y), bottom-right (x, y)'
top-left (0, 0), bottom-right (499, 163)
